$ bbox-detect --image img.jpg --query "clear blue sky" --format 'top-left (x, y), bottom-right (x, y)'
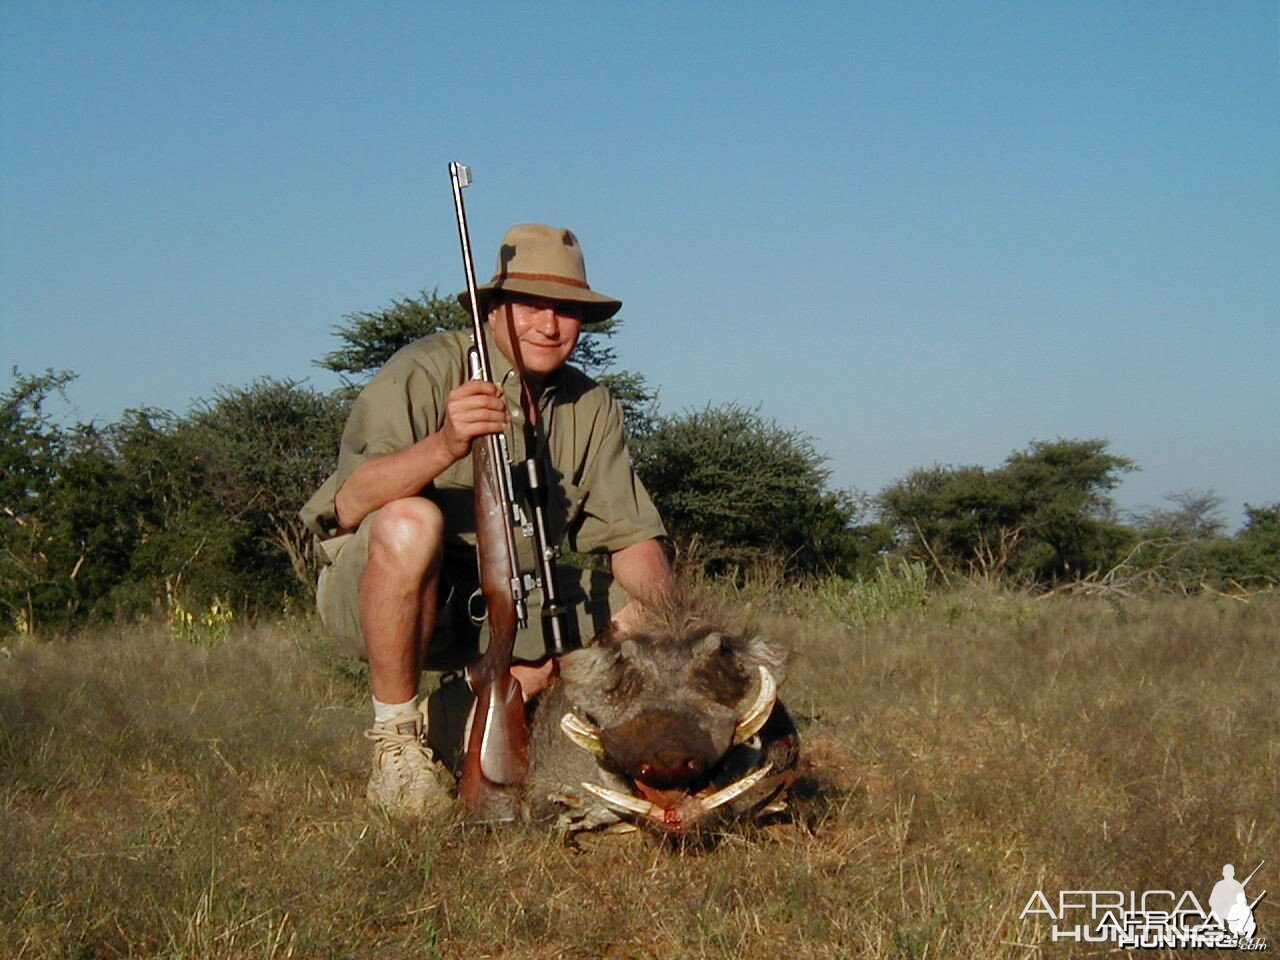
top-left (3, 1), bottom-right (1276, 529)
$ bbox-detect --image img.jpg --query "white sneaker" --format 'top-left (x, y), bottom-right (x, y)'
top-left (364, 713), bottom-right (453, 817)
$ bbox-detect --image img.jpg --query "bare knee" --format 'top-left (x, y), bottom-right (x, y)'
top-left (366, 498), bottom-right (444, 577)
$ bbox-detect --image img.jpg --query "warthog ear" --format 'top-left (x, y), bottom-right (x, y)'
top-left (694, 630), bottom-right (788, 688)
top-left (739, 635), bottom-right (787, 688)
top-left (692, 631), bottom-right (727, 657)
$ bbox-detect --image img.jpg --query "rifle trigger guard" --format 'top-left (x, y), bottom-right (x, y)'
top-left (467, 588), bottom-right (487, 626)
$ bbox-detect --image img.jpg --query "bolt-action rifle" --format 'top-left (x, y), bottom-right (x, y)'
top-left (448, 163), bottom-right (580, 817)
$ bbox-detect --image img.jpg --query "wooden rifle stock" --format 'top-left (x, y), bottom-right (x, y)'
top-left (449, 162), bottom-right (529, 818)
top-left (456, 430), bottom-right (529, 814)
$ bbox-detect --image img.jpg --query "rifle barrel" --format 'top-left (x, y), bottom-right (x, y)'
top-left (448, 162), bottom-right (493, 382)
top-left (447, 160), bottom-right (575, 656)
top-left (448, 161), bottom-right (527, 627)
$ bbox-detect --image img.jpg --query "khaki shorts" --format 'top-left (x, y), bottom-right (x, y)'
top-left (315, 508), bottom-right (628, 669)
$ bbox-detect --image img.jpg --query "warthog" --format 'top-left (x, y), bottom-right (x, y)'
top-left (523, 612), bottom-right (800, 837)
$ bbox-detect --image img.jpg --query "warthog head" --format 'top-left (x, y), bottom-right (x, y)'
top-left (526, 612), bottom-right (799, 836)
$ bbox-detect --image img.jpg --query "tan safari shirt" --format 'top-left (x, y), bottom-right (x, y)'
top-left (299, 329), bottom-right (665, 574)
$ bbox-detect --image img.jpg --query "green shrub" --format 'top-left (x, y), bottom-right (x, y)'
top-left (634, 403), bottom-right (875, 578)
top-left (880, 438), bottom-right (1136, 584)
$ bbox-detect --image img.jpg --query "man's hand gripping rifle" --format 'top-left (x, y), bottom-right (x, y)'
top-left (448, 163), bottom-right (580, 818)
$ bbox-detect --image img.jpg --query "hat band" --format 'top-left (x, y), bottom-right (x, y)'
top-left (492, 271), bottom-right (591, 290)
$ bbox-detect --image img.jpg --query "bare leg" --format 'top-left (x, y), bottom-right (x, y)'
top-left (359, 497), bottom-right (445, 704)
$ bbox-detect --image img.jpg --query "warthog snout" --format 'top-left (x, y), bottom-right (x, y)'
top-left (600, 708), bottom-right (731, 788)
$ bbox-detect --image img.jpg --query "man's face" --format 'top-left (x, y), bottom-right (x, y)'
top-left (488, 295), bottom-right (583, 380)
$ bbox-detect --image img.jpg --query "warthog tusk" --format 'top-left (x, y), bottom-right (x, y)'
top-left (579, 781), bottom-right (662, 820)
top-left (732, 665), bottom-right (777, 746)
top-left (696, 763), bottom-right (773, 813)
top-left (580, 764), bottom-right (775, 828)
top-left (559, 713), bottom-right (605, 755)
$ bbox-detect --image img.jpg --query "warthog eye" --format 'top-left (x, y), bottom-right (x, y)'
top-left (690, 649), bottom-right (750, 705)
top-left (608, 662), bottom-right (646, 702)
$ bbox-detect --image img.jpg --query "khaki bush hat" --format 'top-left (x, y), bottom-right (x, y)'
top-left (460, 223), bottom-right (622, 324)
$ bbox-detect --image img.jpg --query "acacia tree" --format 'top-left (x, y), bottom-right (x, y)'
top-left (184, 378), bottom-right (348, 591)
top-left (0, 371), bottom-right (154, 630)
top-left (1126, 497), bottom-right (1280, 590)
top-left (1, 370), bottom-right (80, 630)
top-left (1132, 490), bottom-right (1227, 539)
top-left (1001, 438), bottom-right (1135, 579)
top-left (0, 370), bottom-right (348, 630)
top-left (103, 407), bottom-right (242, 613)
top-left (1226, 503), bottom-right (1280, 583)
top-left (877, 464), bottom-right (1024, 580)
top-left (316, 288), bottom-right (468, 383)
top-left (880, 438), bottom-right (1136, 583)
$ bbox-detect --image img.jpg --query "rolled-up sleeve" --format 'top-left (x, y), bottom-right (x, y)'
top-left (299, 348), bottom-right (448, 541)
top-left (332, 361), bottom-right (443, 490)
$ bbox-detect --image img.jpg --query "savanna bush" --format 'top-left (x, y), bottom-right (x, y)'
top-left (633, 403), bottom-right (883, 578)
top-left (879, 438), bottom-right (1137, 585)
top-left (0, 371), bottom-right (347, 634)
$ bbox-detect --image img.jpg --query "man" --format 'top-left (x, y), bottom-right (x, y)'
top-left (300, 223), bottom-right (675, 817)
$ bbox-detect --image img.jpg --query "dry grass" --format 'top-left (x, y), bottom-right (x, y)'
top-left (2, 588), bottom-right (1276, 959)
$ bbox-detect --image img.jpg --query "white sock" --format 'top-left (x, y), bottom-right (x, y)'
top-left (372, 694), bottom-right (420, 724)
